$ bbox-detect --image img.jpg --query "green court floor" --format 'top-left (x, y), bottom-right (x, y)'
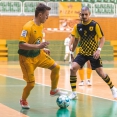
top-left (0, 75), bottom-right (117, 117)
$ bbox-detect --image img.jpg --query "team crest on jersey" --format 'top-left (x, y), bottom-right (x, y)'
top-left (35, 37), bottom-right (42, 44)
top-left (35, 40), bottom-right (40, 44)
top-left (21, 30), bottom-right (27, 37)
top-left (89, 27), bottom-right (93, 31)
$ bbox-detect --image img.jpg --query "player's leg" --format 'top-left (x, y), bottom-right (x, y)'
top-left (76, 47), bottom-right (85, 86)
top-left (64, 46), bottom-right (70, 62)
top-left (90, 56), bottom-right (117, 99)
top-left (19, 55), bottom-right (36, 109)
top-left (69, 54), bottom-right (87, 99)
top-left (20, 82), bottom-right (35, 109)
top-left (69, 53), bottom-right (71, 63)
top-left (64, 53), bottom-right (69, 62)
top-left (86, 60), bottom-right (92, 86)
top-left (38, 50), bottom-right (68, 96)
top-left (69, 62), bottom-right (80, 99)
top-left (49, 63), bottom-right (68, 96)
top-left (96, 67), bottom-right (117, 99)
top-left (78, 68), bottom-right (85, 86)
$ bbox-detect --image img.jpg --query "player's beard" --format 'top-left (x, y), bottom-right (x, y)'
top-left (83, 18), bottom-right (90, 23)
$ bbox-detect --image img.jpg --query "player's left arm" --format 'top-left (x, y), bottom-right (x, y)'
top-left (72, 37), bottom-right (79, 52)
top-left (96, 23), bottom-right (105, 49)
top-left (93, 23), bottom-right (105, 59)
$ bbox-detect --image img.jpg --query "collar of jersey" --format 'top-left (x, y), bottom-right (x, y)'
top-left (82, 19), bottom-right (92, 25)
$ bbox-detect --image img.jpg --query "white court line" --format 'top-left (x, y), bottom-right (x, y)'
top-left (0, 74), bottom-right (117, 102)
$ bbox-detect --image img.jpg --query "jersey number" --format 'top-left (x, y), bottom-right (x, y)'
top-left (84, 30), bottom-right (87, 36)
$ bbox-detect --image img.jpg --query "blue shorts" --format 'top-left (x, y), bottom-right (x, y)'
top-left (74, 54), bottom-right (103, 70)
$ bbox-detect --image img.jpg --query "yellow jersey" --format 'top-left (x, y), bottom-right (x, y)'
top-left (18, 20), bottom-right (43, 57)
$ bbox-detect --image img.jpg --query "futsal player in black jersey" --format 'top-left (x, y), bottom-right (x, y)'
top-left (69, 6), bottom-right (117, 99)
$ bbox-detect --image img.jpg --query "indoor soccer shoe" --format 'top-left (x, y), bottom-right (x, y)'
top-left (50, 89), bottom-right (68, 97)
top-left (79, 81), bottom-right (85, 86)
top-left (69, 92), bottom-right (78, 100)
top-left (86, 80), bottom-right (92, 86)
top-left (111, 87), bottom-right (117, 99)
top-left (20, 99), bottom-right (30, 109)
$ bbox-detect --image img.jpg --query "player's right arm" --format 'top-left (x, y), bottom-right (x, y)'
top-left (19, 42), bottom-right (49, 50)
top-left (19, 26), bottom-right (49, 50)
top-left (69, 24), bottom-right (79, 52)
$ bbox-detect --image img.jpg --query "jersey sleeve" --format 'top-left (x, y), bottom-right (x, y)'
top-left (71, 24), bottom-right (80, 39)
top-left (95, 23), bottom-right (104, 38)
top-left (19, 25), bottom-right (31, 43)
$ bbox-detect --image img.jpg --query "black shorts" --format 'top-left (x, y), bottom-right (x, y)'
top-left (74, 54), bottom-right (103, 70)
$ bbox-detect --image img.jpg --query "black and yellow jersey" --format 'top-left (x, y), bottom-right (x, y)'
top-left (18, 20), bottom-right (43, 57)
top-left (71, 20), bottom-right (104, 56)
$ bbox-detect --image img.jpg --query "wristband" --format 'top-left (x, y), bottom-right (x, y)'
top-left (97, 47), bottom-right (101, 51)
top-left (70, 51), bottom-right (74, 54)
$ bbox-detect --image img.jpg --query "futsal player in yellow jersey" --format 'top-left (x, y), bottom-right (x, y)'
top-left (69, 6), bottom-right (117, 99)
top-left (18, 3), bottom-right (67, 109)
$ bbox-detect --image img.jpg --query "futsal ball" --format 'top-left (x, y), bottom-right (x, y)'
top-left (56, 95), bottom-right (70, 108)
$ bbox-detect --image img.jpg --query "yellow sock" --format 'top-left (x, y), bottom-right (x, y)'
top-left (51, 64), bottom-right (60, 90)
top-left (79, 69), bottom-right (84, 81)
top-left (70, 76), bottom-right (77, 91)
top-left (22, 82), bottom-right (35, 100)
top-left (87, 68), bottom-right (92, 80)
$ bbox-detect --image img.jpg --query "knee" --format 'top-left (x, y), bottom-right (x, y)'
top-left (52, 64), bottom-right (60, 73)
top-left (27, 82), bottom-right (35, 89)
top-left (55, 64), bottom-right (60, 71)
top-left (70, 67), bottom-right (77, 73)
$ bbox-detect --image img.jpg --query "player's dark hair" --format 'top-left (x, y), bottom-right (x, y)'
top-left (35, 3), bottom-right (51, 17)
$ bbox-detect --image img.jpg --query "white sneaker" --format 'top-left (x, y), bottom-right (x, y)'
top-left (50, 89), bottom-right (68, 97)
top-left (69, 92), bottom-right (78, 100)
top-left (86, 80), bottom-right (92, 86)
top-left (79, 81), bottom-right (85, 86)
top-left (111, 87), bottom-right (117, 99)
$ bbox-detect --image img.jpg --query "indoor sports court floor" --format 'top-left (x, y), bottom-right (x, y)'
top-left (0, 61), bottom-right (117, 117)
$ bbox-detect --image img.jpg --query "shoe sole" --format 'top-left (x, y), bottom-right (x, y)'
top-left (87, 84), bottom-right (92, 86)
top-left (22, 106), bottom-right (30, 109)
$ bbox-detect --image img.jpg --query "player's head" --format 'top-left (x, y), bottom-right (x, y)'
top-left (35, 3), bottom-right (51, 23)
top-left (80, 6), bottom-right (91, 23)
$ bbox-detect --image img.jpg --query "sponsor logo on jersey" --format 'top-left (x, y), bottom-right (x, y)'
top-left (79, 28), bottom-right (82, 31)
top-left (21, 30), bottom-right (27, 37)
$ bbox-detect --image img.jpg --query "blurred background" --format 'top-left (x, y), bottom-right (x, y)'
top-left (0, 0), bottom-right (117, 62)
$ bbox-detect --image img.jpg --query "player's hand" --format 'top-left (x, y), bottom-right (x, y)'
top-left (71, 54), bottom-right (74, 62)
top-left (93, 50), bottom-right (100, 59)
top-left (38, 41), bottom-right (49, 49)
top-left (43, 48), bottom-right (50, 55)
